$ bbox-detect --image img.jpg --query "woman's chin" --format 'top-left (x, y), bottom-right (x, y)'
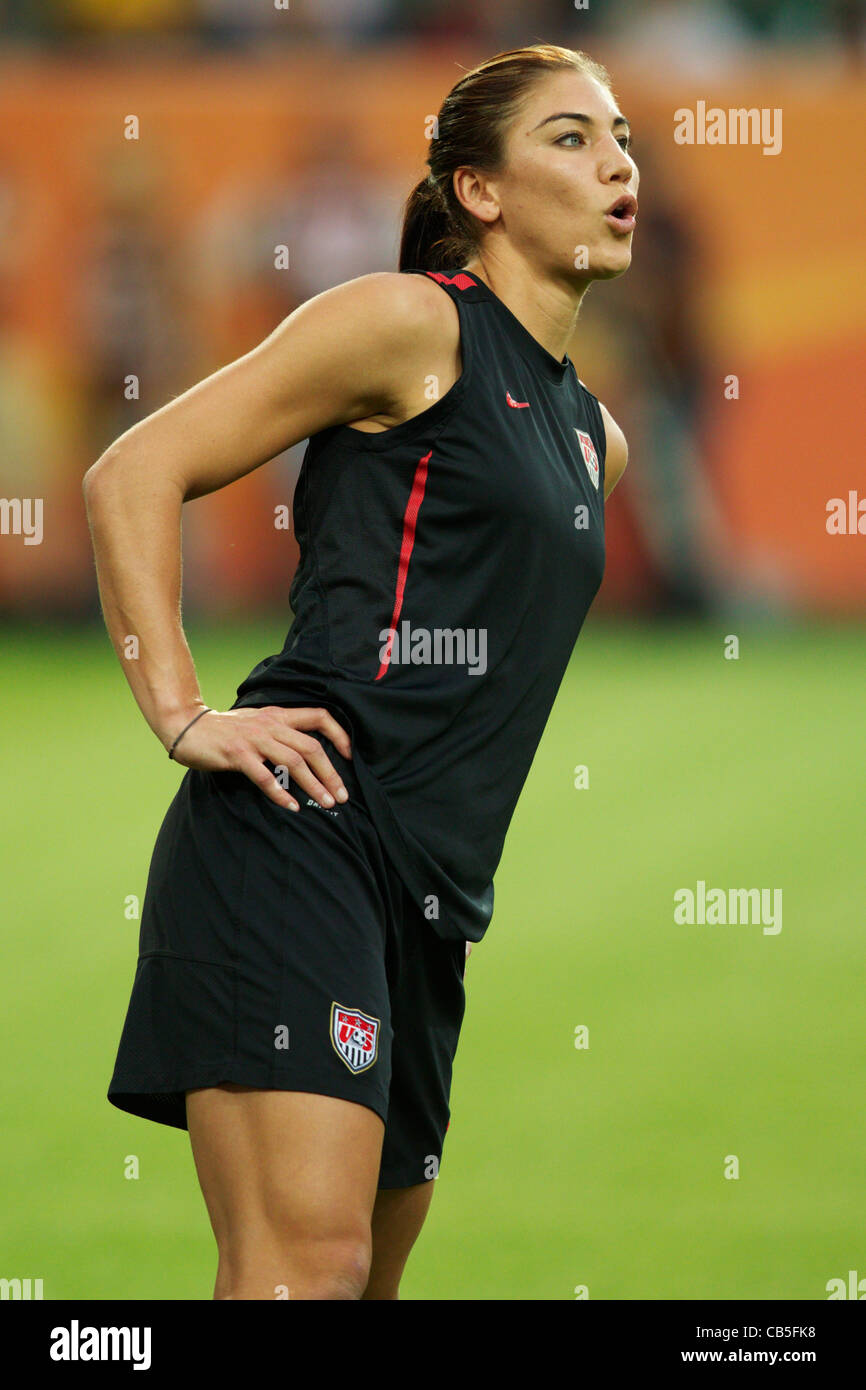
top-left (589, 249), bottom-right (633, 280)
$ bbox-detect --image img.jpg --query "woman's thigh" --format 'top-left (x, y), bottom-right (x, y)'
top-left (186, 1082), bottom-right (385, 1299)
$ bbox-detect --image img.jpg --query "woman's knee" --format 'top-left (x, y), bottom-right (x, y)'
top-left (294, 1232), bottom-right (373, 1300)
top-left (218, 1222), bottom-right (373, 1301)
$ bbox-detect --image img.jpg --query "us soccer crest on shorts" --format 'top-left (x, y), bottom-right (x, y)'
top-left (330, 1003), bottom-right (380, 1073)
top-left (575, 428), bottom-right (600, 490)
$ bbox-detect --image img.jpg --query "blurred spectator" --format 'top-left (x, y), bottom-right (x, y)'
top-left (74, 150), bottom-right (193, 458)
top-left (260, 135), bottom-right (403, 302)
top-left (196, 0), bottom-right (284, 46)
top-left (50, 0), bottom-right (195, 36)
top-left (177, 121), bottom-right (406, 611)
top-left (290, 0), bottom-right (395, 43)
top-left (600, 0), bottom-right (753, 76)
top-left (574, 141), bottom-right (739, 614)
top-left (191, 120), bottom-right (402, 320)
top-left (399, 0), bottom-right (599, 47)
top-left (0, 162), bottom-right (86, 613)
top-left (730, 0), bottom-right (863, 48)
top-left (833, 0), bottom-right (866, 59)
top-left (0, 0), bottom-right (53, 40)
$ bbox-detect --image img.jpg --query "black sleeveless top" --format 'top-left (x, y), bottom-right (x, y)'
top-left (231, 268), bottom-right (607, 942)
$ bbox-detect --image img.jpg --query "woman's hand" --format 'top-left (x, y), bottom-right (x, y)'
top-left (164, 705), bottom-right (352, 812)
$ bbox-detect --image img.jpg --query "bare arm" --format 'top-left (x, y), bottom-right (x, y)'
top-left (82, 271), bottom-right (451, 809)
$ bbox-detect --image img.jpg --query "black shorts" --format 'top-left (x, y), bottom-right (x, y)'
top-left (107, 737), bottom-right (467, 1189)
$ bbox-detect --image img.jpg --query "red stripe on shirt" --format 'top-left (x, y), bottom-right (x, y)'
top-left (375, 449), bottom-right (432, 680)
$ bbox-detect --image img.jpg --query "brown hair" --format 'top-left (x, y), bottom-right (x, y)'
top-left (398, 43), bottom-right (613, 273)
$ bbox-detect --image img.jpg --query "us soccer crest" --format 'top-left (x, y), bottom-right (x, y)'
top-left (575, 428), bottom-right (600, 490)
top-left (330, 1003), bottom-right (380, 1074)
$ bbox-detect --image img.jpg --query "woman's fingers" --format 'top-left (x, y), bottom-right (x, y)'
top-left (238, 751), bottom-right (300, 811)
top-left (262, 737), bottom-right (346, 810)
top-left (262, 708), bottom-right (351, 808)
top-left (279, 706), bottom-right (353, 760)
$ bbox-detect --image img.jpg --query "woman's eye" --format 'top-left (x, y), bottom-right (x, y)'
top-left (618, 137), bottom-right (632, 152)
top-left (557, 132), bottom-right (584, 147)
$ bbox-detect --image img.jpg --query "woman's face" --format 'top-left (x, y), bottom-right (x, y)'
top-left (468, 69), bottom-right (639, 282)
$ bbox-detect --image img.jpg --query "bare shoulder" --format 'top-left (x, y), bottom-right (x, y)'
top-left (314, 270), bottom-right (460, 430)
top-left (315, 270), bottom-right (459, 350)
top-left (383, 270), bottom-right (461, 375)
top-left (597, 399), bottom-right (628, 498)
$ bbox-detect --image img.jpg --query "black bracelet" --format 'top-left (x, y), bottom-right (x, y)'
top-left (168, 707), bottom-right (213, 759)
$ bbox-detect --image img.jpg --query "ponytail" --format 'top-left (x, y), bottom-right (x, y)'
top-left (398, 173), bottom-right (471, 273)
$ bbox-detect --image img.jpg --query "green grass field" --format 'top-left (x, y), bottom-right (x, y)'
top-left (2, 617), bottom-right (863, 1300)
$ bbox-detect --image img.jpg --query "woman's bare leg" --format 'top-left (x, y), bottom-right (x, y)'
top-left (186, 1083), bottom-right (384, 1300)
top-left (361, 1183), bottom-right (437, 1299)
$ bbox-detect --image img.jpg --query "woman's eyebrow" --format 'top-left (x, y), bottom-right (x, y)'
top-left (530, 111), bottom-right (631, 134)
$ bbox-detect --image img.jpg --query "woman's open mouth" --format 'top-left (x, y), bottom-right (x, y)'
top-left (604, 194), bottom-right (638, 234)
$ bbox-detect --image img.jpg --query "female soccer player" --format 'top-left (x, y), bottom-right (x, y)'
top-left (85, 43), bottom-right (637, 1300)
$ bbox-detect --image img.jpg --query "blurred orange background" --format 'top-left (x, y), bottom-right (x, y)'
top-left (0, 41), bottom-right (863, 615)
